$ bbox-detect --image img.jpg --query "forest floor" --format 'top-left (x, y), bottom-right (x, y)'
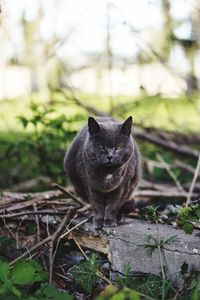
top-left (0, 91), bottom-right (200, 299)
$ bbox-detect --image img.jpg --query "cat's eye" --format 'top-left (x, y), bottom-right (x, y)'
top-left (115, 144), bottom-right (123, 150)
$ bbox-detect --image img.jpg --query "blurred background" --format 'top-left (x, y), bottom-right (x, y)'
top-left (1, 0), bottom-right (200, 194)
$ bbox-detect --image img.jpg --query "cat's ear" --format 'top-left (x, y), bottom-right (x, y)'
top-left (88, 117), bottom-right (101, 135)
top-left (120, 116), bottom-right (133, 136)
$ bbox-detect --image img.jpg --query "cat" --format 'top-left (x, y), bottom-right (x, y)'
top-left (64, 116), bottom-right (141, 229)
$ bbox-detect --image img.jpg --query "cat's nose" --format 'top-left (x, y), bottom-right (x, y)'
top-left (107, 154), bottom-right (113, 161)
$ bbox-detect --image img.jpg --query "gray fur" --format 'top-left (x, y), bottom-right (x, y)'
top-left (64, 116), bottom-right (141, 229)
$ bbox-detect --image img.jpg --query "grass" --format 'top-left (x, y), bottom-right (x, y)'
top-left (0, 91), bottom-right (199, 189)
top-left (0, 92), bottom-right (200, 144)
top-left (120, 95), bottom-right (200, 132)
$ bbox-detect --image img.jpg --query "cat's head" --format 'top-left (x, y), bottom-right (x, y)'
top-left (85, 116), bottom-right (134, 168)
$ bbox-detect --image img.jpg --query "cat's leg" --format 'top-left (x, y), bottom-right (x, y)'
top-left (104, 179), bottom-right (139, 226)
top-left (104, 190), bottom-right (124, 227)
top-left (104, 201), bottom-right (120, 227)
top-left (89, 190), bottom-right (106, 229)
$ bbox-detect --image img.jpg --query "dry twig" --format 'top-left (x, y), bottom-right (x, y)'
top-left (53, 183), bottom-right (86, 207)
top-left (156, 154), bottom-right (186, 196)
top-left (186, 153), bottom-right (200, 206)
top-left (49, 212), bottom-right (75, 284)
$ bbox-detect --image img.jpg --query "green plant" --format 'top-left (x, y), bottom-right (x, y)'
top-left (177, 204), bottom-right (200, 234)
top-left (141, 205), bottom-right (160, 223)
top-left (69, 253), bottom-right (100, 293)
top-left (141, 206), bottom-right (178, 300)
top-left (135, 274), bottom-right (171, 300)
top-left (144, 234), bottom-right (178, 257)
top-left (0, 236), bottom-right (16, 260)
top-left (0, 259), bottom-right (73, 299)
top-left (96, 287), bottom-right (141, 300)
top-left (115, 266), bottom-right (133, 288)
top-left (35, 283), bottom-right (73, 300)
top-left (17, 102), bottom-right (81, 182)
top-left (0, 259), bottom-right (46, 298)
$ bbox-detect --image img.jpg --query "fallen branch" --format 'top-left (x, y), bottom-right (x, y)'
top-left (0, 190), bottom-right (62, 207)
top-left (0, 210), bottom-right (68, 219)
top-left (53, 183), bottom-right (86, 207)
top-left (133, 189), bottom-right (197, 198)
top-left (8, 176), bottom-right (53, 192)
top-left (134, 128), bottom-right (199, 159)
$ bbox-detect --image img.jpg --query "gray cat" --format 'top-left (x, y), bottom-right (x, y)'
top-left (64, 116), bottom-right (141, 229)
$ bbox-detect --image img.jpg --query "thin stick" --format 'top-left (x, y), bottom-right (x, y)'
top-left (9, 211), bottom-right (74, 267)
top-left (53, 183), bottom-right (86, 207)
top-left (133, 190), bottom-right (196, 198)
top-left (1, 217), bottom-right (17, 241)
top-left (49, 212), bottom-right (74, 284)
top-left (77, 203), bottom-right (91, 213)
top-left (73, 236), bottom-right (89, 260)
top-left (9, 235), bottom-right (52, 266)
top-left (16, 219), bottom-right (24, 251)
top-left (157, 153), bottom-right (186, 196)
top-left (52, 212), bottom-right (78, 263)
top-left (33, 203), bottom-right (40, 243)
top-left (186, 153), bottom-right (200, 206)
top-left (0, 210), bottom-right (67, 218)
top-left (60, 216), bottom-right (91, 239)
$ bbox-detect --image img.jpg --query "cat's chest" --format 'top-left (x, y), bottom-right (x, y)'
top-left (101, 172), bottom-right (121, 191)
top-left (104, 174), bottom-right (114, 183)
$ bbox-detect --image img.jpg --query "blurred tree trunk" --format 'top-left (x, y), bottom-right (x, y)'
top-left (21, 6), bottom-right (48, 97)
top-left (161, 0), bottom-right (174, 61)
top-left (192, 0), bottom-right (200, 47)
top-left (106, 0), bottom-right (114, 112)
top-left (185, 0), bottom-right (200, 93)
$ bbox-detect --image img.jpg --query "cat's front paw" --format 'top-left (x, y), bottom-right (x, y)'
top-left (103, 218), bottom-right (118, 228)
top-left (93, 217), bottom-right (104, 230)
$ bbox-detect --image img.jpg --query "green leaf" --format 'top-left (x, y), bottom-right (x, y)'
top-left (30, 102), bottom-right (39, 112)
top-left (128, 290), bottom-right (141, 300)
top-left (192, 284), bottom-right (200, 300)
top-left (18, 116), bottom-right (29, 128)
top-left (0, 261), bottom-right (9, 282)
top-left (111, 291), bottom-right (126, 300)
top-left (182, 222), bottom-right (194, 234)
top-left (11, 259), bottom-right (48, 285)
top-left (28, 260), bottom-right (48, 282)
top-left (0, 236), bottom-right (15, 252)
top-left (8, 285), bottom-right (21, 297)
top-left (177, 206), bottom-right (199, 234)
top-left (1, 293), bottom-right (21, 300)
top-left (11, 259), bottom-right (36, 285)
top-left (141, 205), bottom-right (160, 223)
top-left (179, 207), bottom-right (191, 220)
top-left (137, 274), bottom-right (165, 299)
top-left (195, 206), bottom-right (200, 219)
top-left (163, 235), bottom-right (178, 246)
top-left (0, 282), bottom-right (8, 294)
top-left (37, 283), bottom-right (73, 300)
top-left (115, 266), bottom-right (133, 288)
top-left (144, 235), bottom-right (158, 257)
